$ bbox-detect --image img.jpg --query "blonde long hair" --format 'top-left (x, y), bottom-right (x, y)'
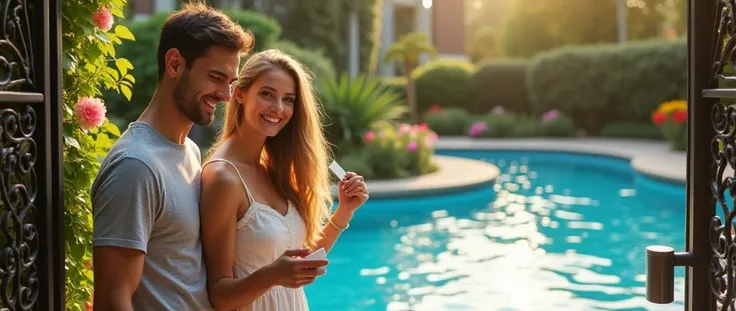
top-left (207, 49), bottom-right (333, 248)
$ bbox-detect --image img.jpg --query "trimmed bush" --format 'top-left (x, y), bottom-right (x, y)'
top-left (269, 40), bottom-right (336, 80)
top-left (424, 107), bottom-right (472, 136)
top-left (379, 76), bottom-right (407, 100)
top-left (468, 59), bottom-right (530, 114)
top-left (413, 60), bottom-right (475, 115)
top-left (526, 39), bottom-right (687, 135)
top-left (539, 115), bottom-right (576, 137)
top-left (102, 10), bottom-right (281, 128)
top-left (601, 121), bottom-right (663, 140)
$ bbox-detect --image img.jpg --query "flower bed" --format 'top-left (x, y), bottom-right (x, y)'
top-left (337, 123), bottom-right (439, 180)
top-left (651, 100), bottom-right (687, 151)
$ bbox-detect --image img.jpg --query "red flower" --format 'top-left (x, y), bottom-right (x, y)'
top-left (652, 111), bottom-right (667, 126)
top-left (429, 104), bottom-right (441, 113)
top-left (672, 110), bottom-right (688, 124)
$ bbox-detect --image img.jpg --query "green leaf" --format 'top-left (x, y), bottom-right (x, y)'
top-left (104, 121), bottom-right (121, 137)
top-left (114, 25), bottom-right (135, 41)
top-left (105, 67), bottom-right (119, 80)
top-left (83, 63), bottom-right (96, 74)
top-left (115, 58), bottom-right (133, 76)
top-left (110, 7), bottom-right (125, 18)
top-left (64, 136), bottom-right (80, 149)
top-left (124, 73), bottom-right (135, 83)
top-left (120, 84), bottom-right (132, 101)
top-left (96, 32), bottom-right (110, 44)
top-left (105, 44), bottom-right (116, 58)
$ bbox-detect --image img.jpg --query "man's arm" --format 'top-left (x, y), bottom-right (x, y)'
top-left (91, 158), bottom-right (160, 311)
top-left (92, 246), bottom-right (144, 311)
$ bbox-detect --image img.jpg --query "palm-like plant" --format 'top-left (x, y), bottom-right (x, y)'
top-left (384, 32), bottom-right (437, 123)
top-left (318, 73), bottom-right (407, 154)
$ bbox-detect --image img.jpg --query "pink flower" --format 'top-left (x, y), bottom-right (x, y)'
top-left (399, 123), bottom-right (411, 133)
top-left (407, 141), bottom-right (418, 152)
top-left (419, 123), bottom-right (429, 131)
top-left (424, 136), bottom-right (435, 147)
top-left (92, 7), bottom-right (114, 32)
top-left (364, 131), bottom-right (375, 143)
top-left (75, 97), bottom-right (107, 130)
top-left (429, 132), bottom-right (439, 142)
top-left (542, 109), bottom-right (561, 122)
top-left (469, 121), bottom-right (487, 137)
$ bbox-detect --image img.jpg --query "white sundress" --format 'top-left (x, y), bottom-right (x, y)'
top-left (205, 159), bottom-right (310, 311)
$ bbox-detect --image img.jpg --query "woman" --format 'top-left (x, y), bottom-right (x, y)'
top-left (199, 49), bottom-right (369, 311)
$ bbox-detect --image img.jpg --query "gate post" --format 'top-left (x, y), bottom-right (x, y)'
top-left (687, 0), bottom-right (716, 308)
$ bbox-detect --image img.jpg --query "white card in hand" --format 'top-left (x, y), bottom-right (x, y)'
top-left (329, 160), bottom-right (347, 180)
top-left (303, 248), bottom-right (326, 260)
top-left (302, 248), bottom-right (327, 270)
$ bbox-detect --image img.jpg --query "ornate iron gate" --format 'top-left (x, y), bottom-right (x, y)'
top-left (646, 0), bottom-right (736, 310)
top-left (0, 0), bottom-right (64, 310)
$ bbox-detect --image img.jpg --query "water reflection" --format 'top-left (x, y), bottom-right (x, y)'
top-left (306, 151), bottom-right (687, 311)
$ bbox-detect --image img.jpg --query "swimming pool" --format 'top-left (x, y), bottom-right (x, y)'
top-left (305, 151), bottom-right (687, 311)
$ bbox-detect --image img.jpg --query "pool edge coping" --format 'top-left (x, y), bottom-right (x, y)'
top-left (433, 137), bottom-right (687, 186)
top-left (333, 154), bottom-right (501, 199)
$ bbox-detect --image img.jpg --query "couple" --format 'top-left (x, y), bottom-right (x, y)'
top-left (90, 3), bottom-right (369, 311)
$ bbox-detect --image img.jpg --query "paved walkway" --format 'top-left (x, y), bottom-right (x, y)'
top-left (362, 137), bottom-right (691, 199)
top-left (435, 137), bottom-right (687, 184)
top-left (359, 155), bottom-right (500, 199)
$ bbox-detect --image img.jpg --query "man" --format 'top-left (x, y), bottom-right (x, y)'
top-left (90, 3), bottom-right (253, 310)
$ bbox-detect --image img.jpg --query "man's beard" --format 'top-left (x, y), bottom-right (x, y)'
top-left (172, 72), bottom-right (213, 126)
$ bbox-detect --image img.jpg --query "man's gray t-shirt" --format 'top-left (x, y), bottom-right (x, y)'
top-left (91, 121), bottom-right (212, 310)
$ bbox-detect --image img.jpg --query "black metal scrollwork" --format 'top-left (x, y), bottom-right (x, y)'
top-left (710, 1), bottom-right (736, 310)
top-left (0, 105), bottom-right (37, 310)
top-left (0, 0), bottom-right (33, 91)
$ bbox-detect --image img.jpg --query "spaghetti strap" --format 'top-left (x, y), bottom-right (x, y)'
top-left (203, 158), bottom-right (255, 204)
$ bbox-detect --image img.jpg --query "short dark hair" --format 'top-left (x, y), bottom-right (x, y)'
top-left (157, 1), bottom-right (254, 80)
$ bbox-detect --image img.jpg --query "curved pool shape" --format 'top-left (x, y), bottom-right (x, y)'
top-left (305, 151), bottom-right (686, 311)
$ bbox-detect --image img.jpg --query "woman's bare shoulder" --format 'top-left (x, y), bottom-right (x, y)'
top-left (200, 160), bottom-right (247, 208)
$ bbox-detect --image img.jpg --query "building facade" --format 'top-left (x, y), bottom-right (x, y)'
top-left (127, 0), bottom-right (467, 76)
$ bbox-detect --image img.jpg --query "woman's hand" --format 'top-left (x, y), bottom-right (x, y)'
top-left (337, 172), bottom-right (369, 214)
top-left (266, 249), bottom-right (328, 288)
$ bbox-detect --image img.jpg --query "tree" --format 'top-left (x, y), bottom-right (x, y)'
top-left (499, 0), bottom-right (667, 58)
top-left (384, 33), bottom-right (436, 123)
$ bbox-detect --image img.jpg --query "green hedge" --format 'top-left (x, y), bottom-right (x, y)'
top-left (413, 60), bottom-right (475, 116)
top-left (468, 59), bottom-right (529, 114)
top-left (526, 39), bottom-right (687, 134)
top-left (103, 10), bottom-right (281, 128)
top-left (269, 40), bottom-right (336, 80)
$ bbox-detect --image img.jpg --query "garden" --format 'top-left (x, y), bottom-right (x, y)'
top-left (61, 0), bottom-right (690, 310)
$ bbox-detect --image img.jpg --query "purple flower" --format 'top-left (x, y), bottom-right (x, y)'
top-left (407, 141), bottom-right (418, 152)
top-left (542, 110), bottom-right (561, 122)
top-left (469, 121), bottom-right (488, 137)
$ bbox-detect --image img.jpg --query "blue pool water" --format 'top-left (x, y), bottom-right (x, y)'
top-left (305, 151), bottom-right (687, 311)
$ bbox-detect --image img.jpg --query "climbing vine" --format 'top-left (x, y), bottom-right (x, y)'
top-left (61, 0), bottom-right (135, 309)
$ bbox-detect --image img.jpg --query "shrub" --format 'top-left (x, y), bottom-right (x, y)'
top-left (379, 76), bottom-right (407, 100)
top-left (424, 107), bottom-right (472, 136)
top-left (269, 40), bottom-right (336, 80)
top-left (102, 10), bottom-right (281, 128)
top-left (526, 39), bottom-right (687, 135)
top-left (601, 121), bottom-right (663, 139)
top-left (318, 73), bottom-right (406, 155)
top-left (63, 0), bottom-right (135, 309)
top-left (484, 113), bottom-right (518, 137)
top-left (468, 59), bottom-right (530, 114)
top-left (469, 113), bottom-right (540, 138)
top-left (413, 60), bottom-right (475, 115)
top-left (538, 110), bottom-right (576, 137)
top-left (357, 124), bottom-right (439, 179)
